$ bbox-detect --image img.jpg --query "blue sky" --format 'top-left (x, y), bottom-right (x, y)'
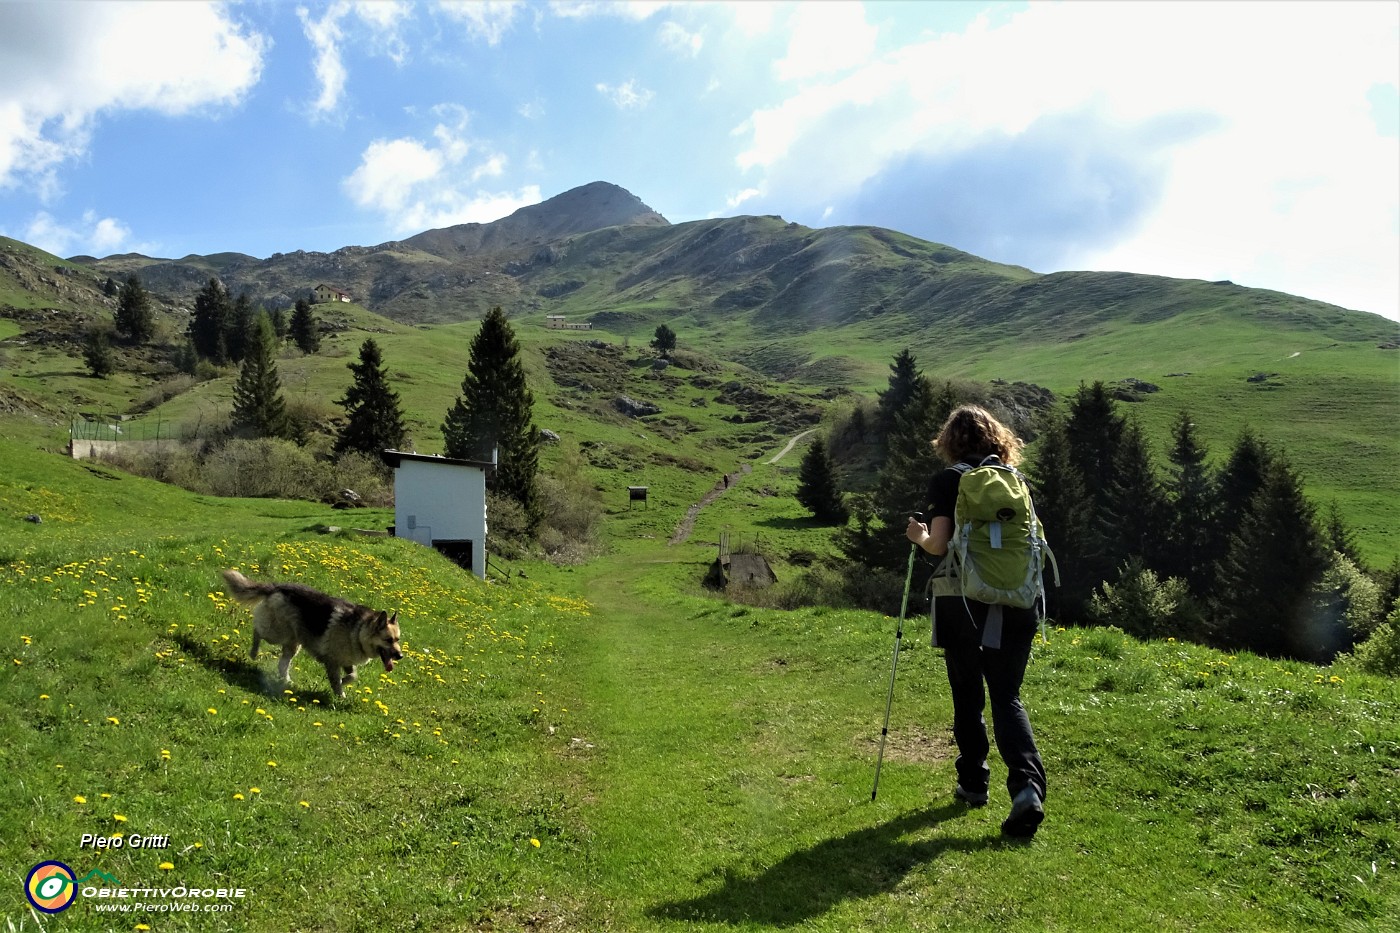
top-left (1, 0), bottom-right (1396, 320)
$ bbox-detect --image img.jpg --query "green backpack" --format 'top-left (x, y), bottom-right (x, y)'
top-left (930, 456), bottom-right (1059, 648)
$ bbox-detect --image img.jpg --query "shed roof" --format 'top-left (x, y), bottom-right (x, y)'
top-left (381, 449), bottom-right (496, 470)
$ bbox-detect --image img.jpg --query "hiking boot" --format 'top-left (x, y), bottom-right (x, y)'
top-left (1001, 785), bottom-right (1044, 838)
top-left (954, 784), bottom-right (989, 807)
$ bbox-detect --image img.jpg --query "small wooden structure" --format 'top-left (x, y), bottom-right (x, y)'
top-left (704, 531), bottom-right (777, 589)
top-left (628, 486), bottom-right (648, 508)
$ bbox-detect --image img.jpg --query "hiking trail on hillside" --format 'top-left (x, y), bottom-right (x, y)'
top-left (667, 430), bottom-right (814, 546)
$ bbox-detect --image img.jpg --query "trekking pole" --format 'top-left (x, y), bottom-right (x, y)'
top-left (872, 514), bottom-right (923, 802)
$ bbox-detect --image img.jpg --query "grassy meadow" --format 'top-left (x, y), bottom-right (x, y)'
top-left (3, 256), bottom-right (1399, 929)
top-left (3, 434), bottom-right (1399, 932)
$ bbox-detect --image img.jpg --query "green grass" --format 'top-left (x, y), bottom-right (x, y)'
top-left (3, 436), bottom-right (1398, 931)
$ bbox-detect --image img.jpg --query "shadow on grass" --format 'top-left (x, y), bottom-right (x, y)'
top-left (171, 631), bottom-right (337, 703)
top-left (649, 803), bottom-right (1005, 926)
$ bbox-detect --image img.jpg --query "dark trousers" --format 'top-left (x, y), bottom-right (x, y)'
top-left (934, 596), bottom-right (1047, 802)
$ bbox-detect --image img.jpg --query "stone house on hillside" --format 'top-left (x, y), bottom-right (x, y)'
top-left (313, 284), bottom-right (351, 304)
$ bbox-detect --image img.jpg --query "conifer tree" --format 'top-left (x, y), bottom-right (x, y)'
top-left (1215, 456), bottom-right (1324, 657)
top-left (226, 292), bottom-right (255, 363)
top-left (230, 312), bottom-right (289, 438)
top-left (1325, 502), bottom-right (1363, 569)
top-left (1063, 382), bottom-right (1125, 595)
top-left (650, 324), bottom-right (676, 358)
top-left (1216, 430), bottom-right (1273, 556)
top-left (82, 328), bottom-right (115, 378)
top-left (113, 274), bottom-right (154, 344)
top-left (1163, 411), bottom-right (1219, 597)
top-left (334, 338), bottom-right (407, 458)
top-left (442, 307), bottom-right (540, 523)
top-left (1029, 410), bottom-right (1097, 623)
top-left (290, 298), bottom-right (320, 354)
top-left (189, 278), bottom-right (231, 363)
top-left (796, 435), bottom-right (848, 524)
top-left (875, 348), bottom-right (926, 442)
top-left (1104, 418), bottom-right (1171, 575)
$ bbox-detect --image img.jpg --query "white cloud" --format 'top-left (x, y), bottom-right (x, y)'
top-left (23, 210), bottom-right (155, 258)
top-left (549, 1), bottom-right (673, 22)
top-left (726, 187), bottom-right (762, 209)
top-left (774, 2), bottom-right (877, 81)
top-left (596, 80), bottom-right (655, 110)
top-left (659, 21), bottom-right (703, 57)
top-left (298, 3), bottom-right (350, 116)
top-left (438, 0), bottom-right (523, 46)
top-left (342, 117), bottom-right (539, 234)
top-left (732, 1), bottom-right (1400, 317)
top-left (0, 3), bottom-right (266, 191)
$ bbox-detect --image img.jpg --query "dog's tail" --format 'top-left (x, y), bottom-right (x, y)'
top-left (222, 569), bottom-right (275, 606)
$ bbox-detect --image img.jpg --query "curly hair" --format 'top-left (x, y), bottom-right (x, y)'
top-left (933, 404), bottom-right (1024, 467)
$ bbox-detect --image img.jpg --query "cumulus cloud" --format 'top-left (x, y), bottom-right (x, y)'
top-left (342, 114), bottom-right (539, 234)
top-left (596, 80), bottom-right (655, 110)
top-left (23, 210), bottom-right (155, 259)
top-left (299, 1), bottom-right (413, 117)
top-left (774, 2), bottom-right (877, 81)
top-left (0, 3), bottom-right (266, 192)
top-left (659, 21), bottom-right (703, 57)
top-left (438, 0), bottom-right (523, 46)
top-left (733, 1), bottom-right (1400, 315)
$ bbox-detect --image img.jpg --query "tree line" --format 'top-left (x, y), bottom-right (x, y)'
top-left (796, 350), bottom-right (1399, 673)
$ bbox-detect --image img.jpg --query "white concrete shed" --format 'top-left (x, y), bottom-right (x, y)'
top-left (382, 449), bottom-right (495, 579)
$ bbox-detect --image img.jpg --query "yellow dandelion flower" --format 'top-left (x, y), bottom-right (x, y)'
top-left (530, 838), bottom-right (541, 848)
top-left (233, 793), bottom-right (244, 800)
top-left (137, 925), bottom-right (152, 931)
top-left (113, 814), bottom-right (127, 822)
top-left (101, 793), bottom-right (112, 799)
top-left (106, 717), bottom-right (120, 725)
top-left (39, 694), bottom-right (49, 700)
top-left (299, 801), bottom-right (310, 808)
top-left (158, 862), bottom-right (174, 871)
top-left (207, 708), bottom-right (217, 715)
top-left (249, 787), bottom-right (260, 794)
top-left (266, 760), bottom-right (277, 767)
top-left (74, 795), bottom-right (87, 804)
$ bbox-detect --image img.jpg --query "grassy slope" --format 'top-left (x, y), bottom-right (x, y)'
top-left (3, 438), bottom-right (1397, 932)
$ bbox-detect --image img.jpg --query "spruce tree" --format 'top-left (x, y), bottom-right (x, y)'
top-left (226, 292), bottom-right (255, 364)
top-left (1063, 382), bottom-right (1125, 596)
top-left (1163, 411), bottom-right (1219, 598)
top-left (290, 298), bottom-right (320, 354)
top-left (113, 275), bottom-right (154, 344)
top-left (1028, 410), bottom-right (1096, 623)
top-left (848, 377), bottom-right (945, 572)
top-left (230, 311), bottom-right (289, 438)
top-left (796, 436), bottom-right (848, 524)
top-left (875, 348), bottom-right (926, 443)
top-left (442, 307), bottom-right (540, 523)
top-left (1325, 502), bottom-right (1363, 569)
top-left (1215, 430), bottom-right (1273, 558)
top-left (1103, 418), bottom-right (1171, 575)
top-left (334, 338), bottom-right (407, 458)
top-left (189, 278), bottom-right (230, 363)
top-left (1215, 456), bottom-right (1324, 657)
top-left (82, 328), bottom-right (115, 378)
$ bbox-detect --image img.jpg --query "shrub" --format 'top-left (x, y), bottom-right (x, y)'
top-left (1352, 597), bottom-right (1400, 677)
top-left (535, 444), bottom-right (605, 564)
top-left (1088, 559), bottom-right (1200, 640)
top-left (331, 451), bottom-right (393, 508)
top-left (203, 438), bottom-right (329, 500)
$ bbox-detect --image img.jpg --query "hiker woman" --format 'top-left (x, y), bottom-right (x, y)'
top-left (905, 404), bottom-right (1047, 838)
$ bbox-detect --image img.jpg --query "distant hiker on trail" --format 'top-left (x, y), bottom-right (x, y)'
top-left (905, 404), bottom-right (1049, 839)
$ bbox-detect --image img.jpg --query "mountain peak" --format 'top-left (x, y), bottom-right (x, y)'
top-left (401, 181), bottom-right (668, 259)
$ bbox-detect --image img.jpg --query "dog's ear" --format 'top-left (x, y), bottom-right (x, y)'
top-left (387, 612), bottom-right (398, 628)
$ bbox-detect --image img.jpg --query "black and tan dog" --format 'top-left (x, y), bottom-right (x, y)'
top-left (222, 569), bottom-right (402, 697)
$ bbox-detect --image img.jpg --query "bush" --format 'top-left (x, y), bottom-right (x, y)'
top-left (535, 443), bottom-right (605, 564)
top-left (203, 438), bottom-right (329, 500)
top-left (1088, 559), bottom-right (1200, 640)
top-left (485, 491), bottom-right (532, 561)
top-left (331, 452), bottom-right (393, 508)
top-left (1352, 597), bottom-right (1400, 677)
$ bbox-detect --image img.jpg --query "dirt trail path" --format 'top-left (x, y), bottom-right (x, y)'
top-left (666, 429), bottom-right (814, 546)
